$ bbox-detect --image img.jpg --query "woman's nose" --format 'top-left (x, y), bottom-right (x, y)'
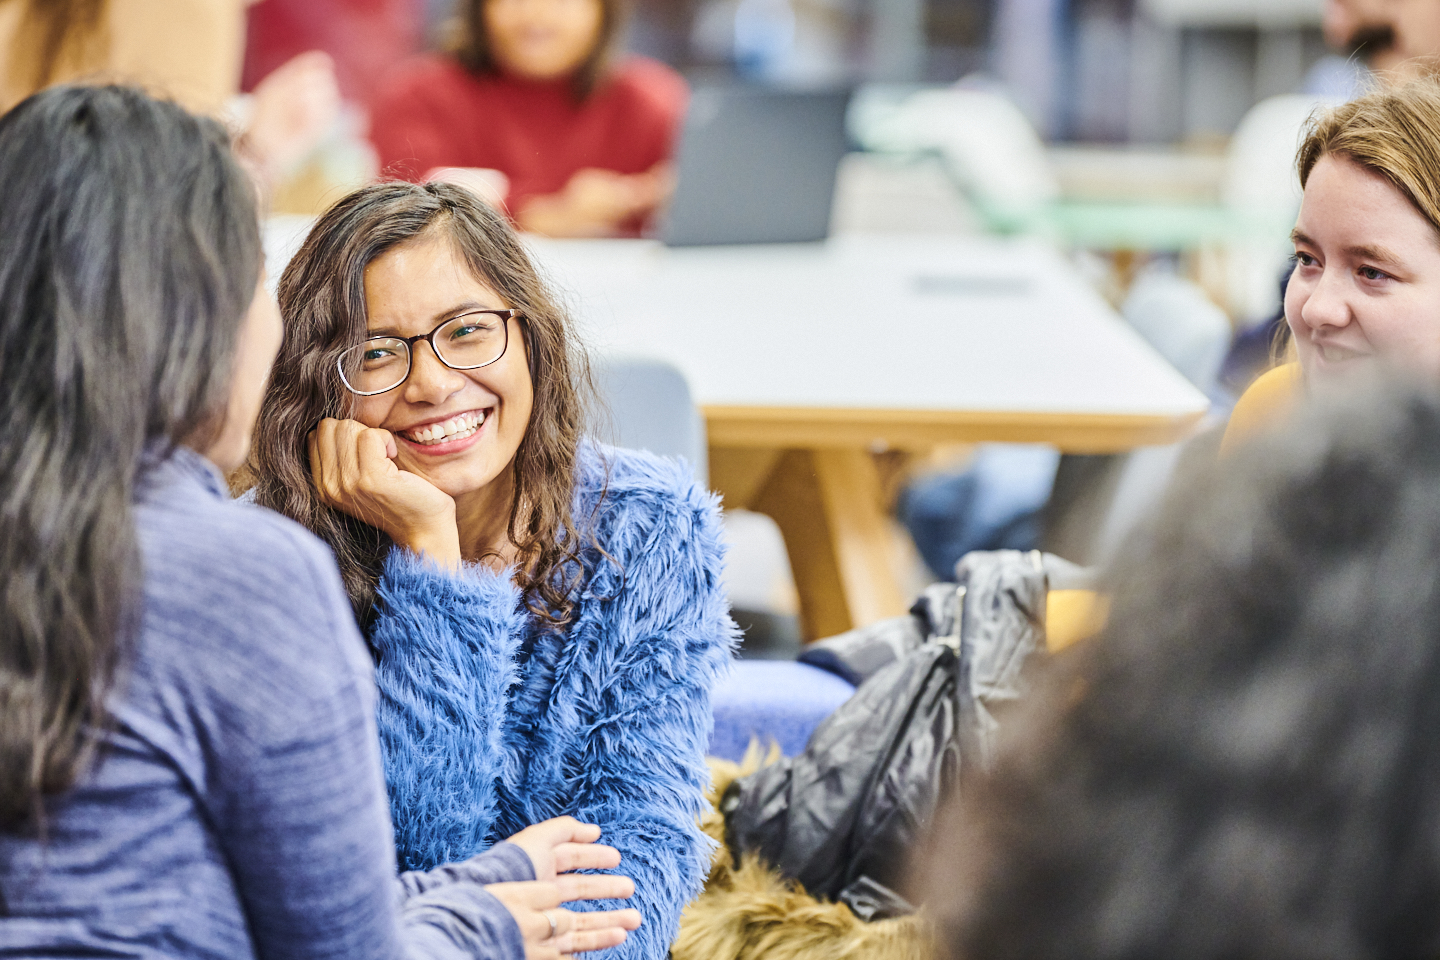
top-left (1299, 266), bottom-right (1353, 332)
top-left (403, 342), bottom-right (467, 404)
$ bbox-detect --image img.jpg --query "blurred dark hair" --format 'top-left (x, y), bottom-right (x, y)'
top-left (447, 0), bottom-right (628, 99)
top-left (0, 85), bottom-right (261, 831)
top-left (246, 181), bottom-right (596, 625)
top-left (917, 376), bottom-right (1440, 959)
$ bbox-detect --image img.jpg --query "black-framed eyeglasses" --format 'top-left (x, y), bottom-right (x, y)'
top-left (337, 309), bottom-right (520, 397)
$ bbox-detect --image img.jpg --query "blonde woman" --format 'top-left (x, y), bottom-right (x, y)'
top-left (1285, 79), bottom-right (1440, 384)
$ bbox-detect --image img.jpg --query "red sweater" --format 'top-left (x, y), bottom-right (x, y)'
top-left (370, 55), bottom-right (688, 227)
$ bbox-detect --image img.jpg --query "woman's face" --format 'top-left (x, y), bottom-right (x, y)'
top-left (484, 0), bottom-right (604, 81)
top-left (355, 234), bottom-right (534, 504)
top-left (205, 274), bottom-right (283, 472)
top-left (1286, 153), bottom-right (1440, 385)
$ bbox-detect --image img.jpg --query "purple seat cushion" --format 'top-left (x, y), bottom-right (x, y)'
top-left (708, 660), bottom-right (856, 761)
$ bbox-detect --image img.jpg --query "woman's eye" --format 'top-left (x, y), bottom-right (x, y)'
top-left (1293, 251), bottom-right (1317, 267)
top-left (1359, 266), bottom-right (1390, 281)
top-left (361, 344), bottom-right (404, 366)
top-left (450, 322), bottom-right (495, 340)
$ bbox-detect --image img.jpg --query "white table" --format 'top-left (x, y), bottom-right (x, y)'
top-left (526, 234), bottom-right (1209, 638)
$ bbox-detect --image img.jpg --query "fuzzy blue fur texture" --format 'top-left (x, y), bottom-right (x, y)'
top-left (369, 444), bottom-right (738, 960)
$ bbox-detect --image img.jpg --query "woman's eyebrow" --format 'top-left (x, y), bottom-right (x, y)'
top-left (1346, 243), bottom-right (1404, 266)
top-left (1289, 230), bottom-right (1406, 267)
top-left (366, 300), bottom-right (503, 337)
top-left (431, 299), bottom-right (496, 323)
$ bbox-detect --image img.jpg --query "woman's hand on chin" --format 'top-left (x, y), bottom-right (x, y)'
top-left (308, 417), bottom-right (463, 569)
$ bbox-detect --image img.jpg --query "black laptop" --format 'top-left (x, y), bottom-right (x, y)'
top-left (660, 85), bottom-right (852, 246)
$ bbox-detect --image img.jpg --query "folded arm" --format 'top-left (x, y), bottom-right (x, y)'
top-left (371, 549), bottom-right (530, 871)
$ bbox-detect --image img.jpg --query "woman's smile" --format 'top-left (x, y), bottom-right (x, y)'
top-left (394, 407), bottom-right (491, 453)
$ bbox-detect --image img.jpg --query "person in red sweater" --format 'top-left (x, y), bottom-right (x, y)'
top-left (370, 0), bottom-right (687, 237)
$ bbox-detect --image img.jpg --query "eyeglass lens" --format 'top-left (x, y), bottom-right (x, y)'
top-left (339, 313), bottom-right (508, 395)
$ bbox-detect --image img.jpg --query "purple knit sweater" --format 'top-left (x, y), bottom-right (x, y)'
top-left (0, 448), bottom-right (531, 959)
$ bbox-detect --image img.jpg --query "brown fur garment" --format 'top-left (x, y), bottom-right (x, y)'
top-left (671, 749), bottom-right (936, 960)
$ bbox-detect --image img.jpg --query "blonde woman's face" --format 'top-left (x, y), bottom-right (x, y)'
top-left (1287, 154), bottom-right (1440, 385)
top-left (484, 0), bottom-right (604, 80)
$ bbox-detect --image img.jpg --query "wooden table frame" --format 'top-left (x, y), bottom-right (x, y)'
top-left (708, 407), bottom-right (1206, 641)
top-left (508, 233), bottom-right (1213, 641)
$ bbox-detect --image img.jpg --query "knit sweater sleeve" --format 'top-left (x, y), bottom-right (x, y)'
top-left (370, 550), bottom-right (529, 871)
top-left (560, 457), bottom-right (738, 960)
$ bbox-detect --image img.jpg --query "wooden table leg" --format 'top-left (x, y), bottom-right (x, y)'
top-left (734, 447), bottom-right (909, 641)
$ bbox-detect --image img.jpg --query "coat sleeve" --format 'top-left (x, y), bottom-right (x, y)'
top-left (370, 550), bottom-right (529, 872)
top-left (393, 843), bottom-right (535, 960)
top-left (559, 470), bottom-right (738, 960)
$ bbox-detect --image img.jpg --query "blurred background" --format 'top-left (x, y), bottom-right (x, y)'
top-left (240, 0), bottom-right (1338, 653)
top-left (247, 0), bottom-right (1331, 139)
top-left (232, 0), bottom-right (1345, 655)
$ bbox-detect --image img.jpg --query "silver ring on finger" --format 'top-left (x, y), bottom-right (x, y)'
top-left (543, 909), bottom-right (559, 941)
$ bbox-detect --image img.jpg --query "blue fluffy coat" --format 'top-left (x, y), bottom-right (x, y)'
top-left (369, 444), bottom-right (737, 959)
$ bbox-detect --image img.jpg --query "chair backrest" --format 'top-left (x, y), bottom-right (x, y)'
top-left (591, 355), bottom-right (708, 483)
top-left (853, 85), bottom-right (1060, 232)
top-left (1076, 272), bottom-right (1230, 563)
top-left (1219, 362), bottom-right (1301, 457)
top-left (1121, 269), bottom-right (1232, 393)
top-left (1220, 94), bottom-right (1332, 212)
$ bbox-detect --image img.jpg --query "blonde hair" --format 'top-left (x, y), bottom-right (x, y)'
top-left (1298, 78), bottom-right (1440, 235)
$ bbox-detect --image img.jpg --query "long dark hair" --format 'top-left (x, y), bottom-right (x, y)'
top-left (0, 86), bottom-right (260, 831)
top-left (247, 181), bottom-right (595, 625)
top-left (917, 377), bottom-right (1440, 959)
top-left (447, 0), bottom-right (628, 99)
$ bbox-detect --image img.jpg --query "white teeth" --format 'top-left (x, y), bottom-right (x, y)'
top-left (404, 411), bottom-right (486, 446)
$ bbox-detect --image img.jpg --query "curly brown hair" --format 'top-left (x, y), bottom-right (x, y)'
top-left (246, 181), bottom-right (596, 625)
top-left (447, 0), bottom-right (629, 99)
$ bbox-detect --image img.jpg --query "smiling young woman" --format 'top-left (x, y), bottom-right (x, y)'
top-left (247, 180), bottom-right (735, 960)
top-left (1285, 79), bottom-right (1440, 385)
top-left (368, 0), bottom-right (686, 238)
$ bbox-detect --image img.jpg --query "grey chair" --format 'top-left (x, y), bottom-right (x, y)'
top-left (1050, 270), bottom-right (1232, 565)
top-left (590, 355), bottom-right (708, 484)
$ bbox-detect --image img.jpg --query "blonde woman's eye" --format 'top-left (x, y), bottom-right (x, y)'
top-left (1359, 267), bottom-right (1389, 281)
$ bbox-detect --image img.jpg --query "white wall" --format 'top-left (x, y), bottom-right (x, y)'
top-left (1140, 0), bottom-right (1322, 29)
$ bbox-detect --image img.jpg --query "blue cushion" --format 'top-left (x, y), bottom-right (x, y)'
top-left (708, 660), bottom-right (856, 761)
